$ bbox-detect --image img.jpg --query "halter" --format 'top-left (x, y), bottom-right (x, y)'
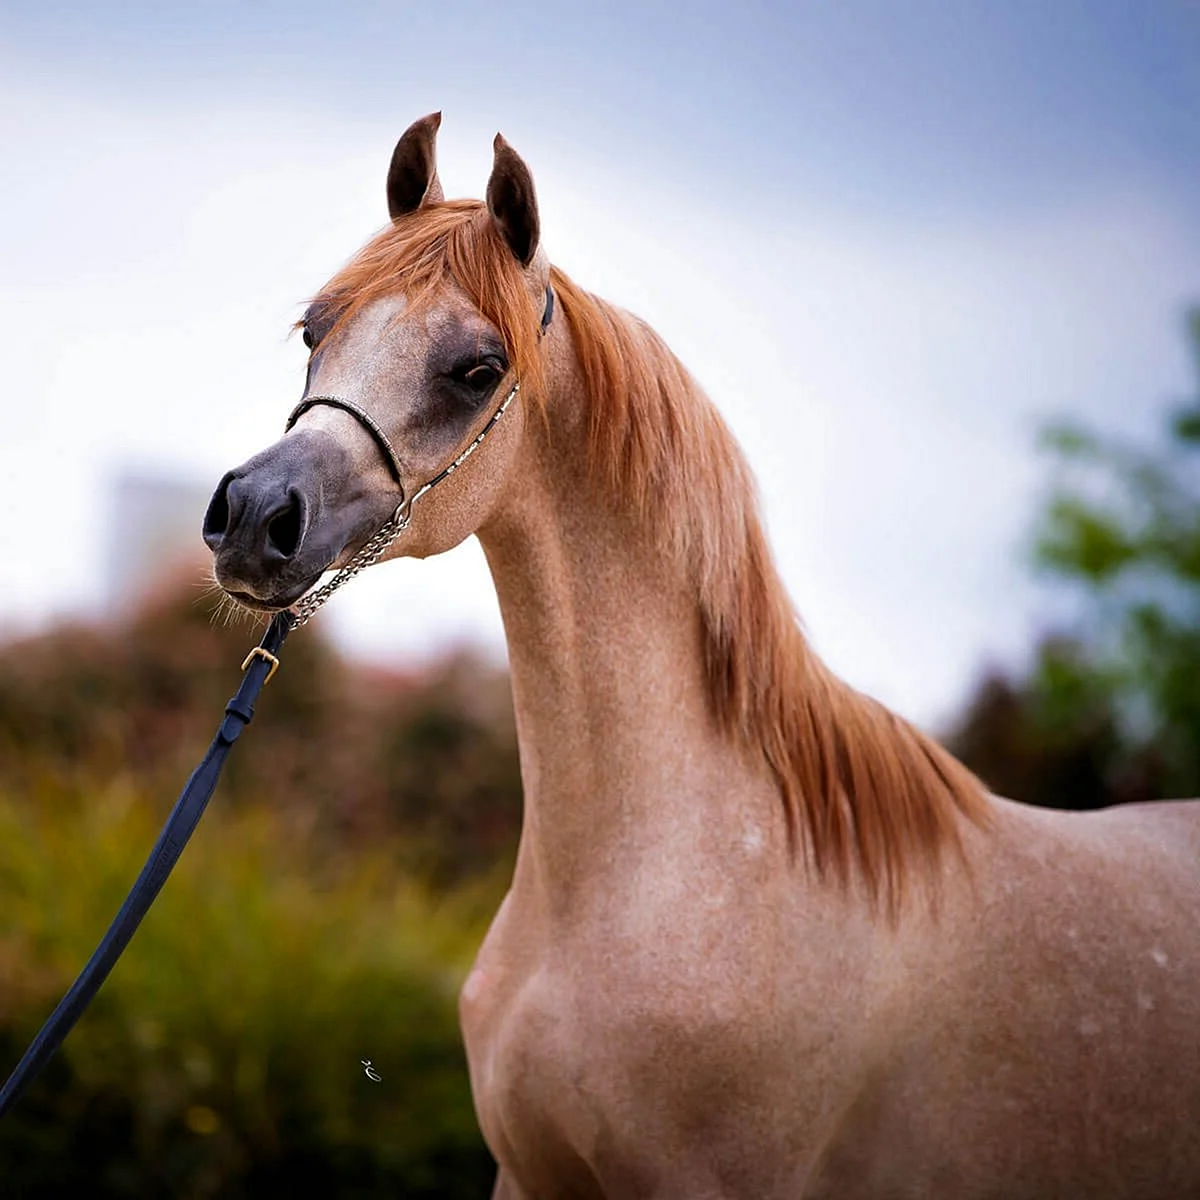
top-left (0, 282), bottom-right (555, 1120)
top-left (282, 284), bottom-right (554, 627)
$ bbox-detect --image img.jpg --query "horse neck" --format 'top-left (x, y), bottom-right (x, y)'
top-left (477, 338), bottom-right (785, 904)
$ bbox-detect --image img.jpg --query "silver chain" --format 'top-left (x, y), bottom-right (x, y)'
top-left (287, 379), bottom-right (520, 627)
top-left (288, 504), bottom-right (413, 626)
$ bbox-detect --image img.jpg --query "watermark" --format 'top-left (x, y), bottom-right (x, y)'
top-left (361, 1059), bottom-right (382, 1082)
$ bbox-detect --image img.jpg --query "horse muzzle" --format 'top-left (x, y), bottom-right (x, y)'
top-left (203, 428), bottom-right (391, 610)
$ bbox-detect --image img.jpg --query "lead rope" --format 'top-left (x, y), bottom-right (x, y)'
top-left (0, 281), bottom-right (546, 1117)
top-left (0, 610), bottom-right (292, 1119)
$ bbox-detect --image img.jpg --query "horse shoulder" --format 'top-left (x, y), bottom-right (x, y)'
top-left (820, 795), bottom-right (1200, 1196)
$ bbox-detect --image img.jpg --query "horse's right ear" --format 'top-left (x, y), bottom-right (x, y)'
top-left (387, 112), bottom-right (444, 219)
top-left (486, 134), bottom-right (539, 266)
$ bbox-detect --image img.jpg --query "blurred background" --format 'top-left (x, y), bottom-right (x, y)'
top-left (1, 1), bottom-right (1197, 1194)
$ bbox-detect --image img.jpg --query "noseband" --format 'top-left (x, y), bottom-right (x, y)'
top-left (281, 284), bottom-right (554, 626)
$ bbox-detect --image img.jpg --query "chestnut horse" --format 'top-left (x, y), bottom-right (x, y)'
top-left (205, 114), bottom-right (1200, 1198)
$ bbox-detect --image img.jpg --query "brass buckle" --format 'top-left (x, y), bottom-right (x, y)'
top-left (241, 646), bottom-right (280, 685)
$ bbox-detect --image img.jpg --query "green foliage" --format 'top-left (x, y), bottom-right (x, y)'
top-left (0, 780), bottom-right (502, 1196)
top-left (0, 585), bottom-right (522, 1193)
top-left (946, 644), bottom-right (1153, 811)
top-left (949, 306), bottom-right (1200, 805)
top-left (1036, 494), bottom-right (1137, 581)
top-left (0, 584), bottom-right (523, 886)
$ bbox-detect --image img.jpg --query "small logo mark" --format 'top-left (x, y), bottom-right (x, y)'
top-left (361, 1059), bottom-right (382, 1082)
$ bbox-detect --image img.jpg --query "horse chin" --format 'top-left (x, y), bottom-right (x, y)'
top-left (216, 566), bottom-right (330, 614)
top-left (220, 588), bottom-right (294, 615)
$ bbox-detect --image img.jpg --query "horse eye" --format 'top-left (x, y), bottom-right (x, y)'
top-left (302, 327), bottom-right (314, 350)
top-left (462, 362), bottom-right (501, 389)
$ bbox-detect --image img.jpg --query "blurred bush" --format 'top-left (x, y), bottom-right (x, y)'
top-left (0, 583), bottom-right (521, 1194)
top-left (0, 583), bottom-right (523, 885)
top-left (948, 306), bottom-right (1200, 807)
top-left (0, 783), bottom-right (501, 1196)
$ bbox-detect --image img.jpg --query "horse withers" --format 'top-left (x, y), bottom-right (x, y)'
top-left (205, 113), bottom-right (1200, 1199)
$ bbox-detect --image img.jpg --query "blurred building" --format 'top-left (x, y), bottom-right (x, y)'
top-left (105, 470), bottom-right (212, 612)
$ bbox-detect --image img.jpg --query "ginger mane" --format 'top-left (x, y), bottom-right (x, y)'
top-left (311, 201), bottom-right (990, 908)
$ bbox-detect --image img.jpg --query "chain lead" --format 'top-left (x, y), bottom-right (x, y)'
top-left (289, 504), bottom-right (413, 626)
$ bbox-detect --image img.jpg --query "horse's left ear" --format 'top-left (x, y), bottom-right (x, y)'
top-left (387, 112), bottom-right (444, 220)
top-left (486, 134), bottom-right (539, 266)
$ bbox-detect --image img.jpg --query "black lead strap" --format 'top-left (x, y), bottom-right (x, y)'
top-left (0, 611), bottom-right (294, 1119)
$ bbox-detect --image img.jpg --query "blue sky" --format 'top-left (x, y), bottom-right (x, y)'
top-left (7, 1), bottom-right (1197, 210)
top-left (1, 2), bottom-right (1197, 729)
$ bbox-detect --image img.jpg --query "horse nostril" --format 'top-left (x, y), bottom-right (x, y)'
top-left (267, 491), bottom-right (304, 558)
top-left (203, 473), bottom-right (234, 547)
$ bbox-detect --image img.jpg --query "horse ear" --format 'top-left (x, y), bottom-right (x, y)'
top-left (387, 112), bottom-right (444, 220)
top-left (486, 134), bottom-right (540, 266)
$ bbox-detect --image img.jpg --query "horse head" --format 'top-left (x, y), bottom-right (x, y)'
top-left (203, 112), bottom-right (551, 611)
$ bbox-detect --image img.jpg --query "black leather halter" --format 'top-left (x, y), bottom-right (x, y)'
top-left (282, 284), bottom-right (554, 487)
top-left (0, 284), bottom-right (555, 1120)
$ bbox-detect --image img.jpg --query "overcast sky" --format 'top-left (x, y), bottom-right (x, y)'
top-left (1, 1), bottom-right (1197, 730)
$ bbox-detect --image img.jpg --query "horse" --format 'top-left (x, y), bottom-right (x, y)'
top-left (203, 113), bottom-right (1200, 1198)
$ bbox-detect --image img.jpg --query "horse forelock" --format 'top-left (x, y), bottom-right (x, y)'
top-left (306, 204), bottom-right (990, 911)
top-left (549, 270), bottom-right (992, 913)
top-left (300, 200), bottom-right (547, 403)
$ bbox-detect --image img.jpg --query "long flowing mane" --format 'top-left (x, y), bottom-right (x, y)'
top-left (312, 200), bottom-right (990, 909)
